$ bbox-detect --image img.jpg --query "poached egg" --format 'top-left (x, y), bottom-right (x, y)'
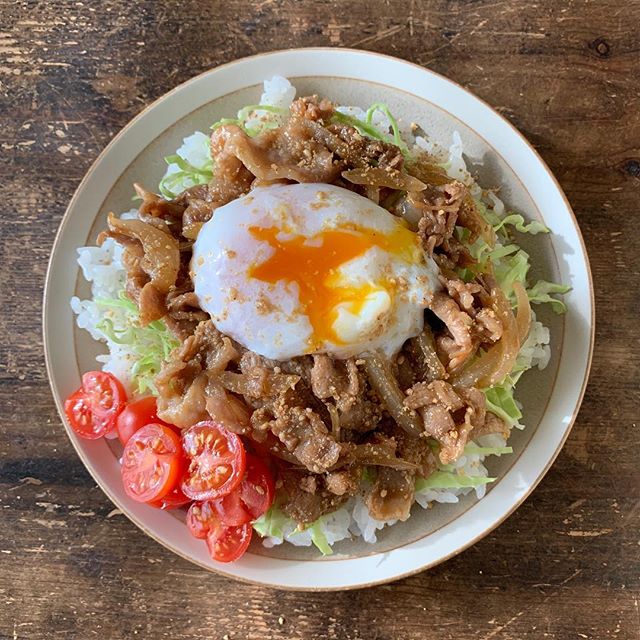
top-left (192, 183), bottom-right (439, 360)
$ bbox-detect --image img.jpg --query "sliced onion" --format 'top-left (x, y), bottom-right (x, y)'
top-left (326, 403), bottom-right (341, 441)
top-left (410, 327), bottom-right (447, 382)
top-left (342, 167), bottom-right (426, 191)
top-left (513, 281), bottom-right (532, 346)
top-left (405, 158), bottom-right (451, 186)
top-left (345, 442), bottom-right (418, 471)
top-left (216, 370), bottom-right (299, 398)
top-left (451, 279), bottom-right (519, 388)
top-left (460, 196), bottom-right (496, 245)
top-left (362, 352), bottom-right (423, 437)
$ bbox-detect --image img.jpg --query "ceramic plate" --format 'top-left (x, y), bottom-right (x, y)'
top-left (44, 48), bottom-right (594, 590)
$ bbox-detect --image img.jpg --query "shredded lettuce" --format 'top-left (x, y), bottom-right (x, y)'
top-left (94, 291), bottom-right (179, 395)
top-left (415, 472), bottom-right (496, 492)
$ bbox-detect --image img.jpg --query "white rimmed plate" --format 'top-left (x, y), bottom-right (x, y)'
top-left (43, 48), bottom-right (594, 590)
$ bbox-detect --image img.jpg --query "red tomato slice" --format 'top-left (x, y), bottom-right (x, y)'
top-left (180, 422), bottom-right (246, 501)
top-left (186, 501), bottom-right (218, 539)
top-left (206, 521), bottom-right (252, 563)
top-left (148, 485), bottom-right (191, 510)
top-left (214, 490), bottom-right (251, 526)
top-left (121, 423), bottom-right (184, 503)
top-left (239, 454), bottom-right (275, 520)
top-left (116, 396), bottom-right (165, 446)
top-left (64, 371), bottom-right (127, 439)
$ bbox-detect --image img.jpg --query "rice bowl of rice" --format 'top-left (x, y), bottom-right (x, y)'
top-left (44, 48), bottom-right (594, 590)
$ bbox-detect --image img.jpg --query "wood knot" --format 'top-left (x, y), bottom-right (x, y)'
top-left (589, 37), bottom-right (611, 58)
top-left (619, 158), bottom-right (640, 179)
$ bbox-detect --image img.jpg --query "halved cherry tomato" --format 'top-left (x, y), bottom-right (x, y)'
top-left (121, 423), bottom-right (184, 503)
top-left (116, 396), bottom-right (165, 446)
top-left (181, 422), bottom-right (246, 501)
top-left (214, 490), bottom-right (251, 526)
top-left (206, 521), bottom-right (252, 563)
top-left (186, 501), bottom-right (218, 539)
top-left (148, 485), bottom-right (191, 510)
top-left (64, 371), bottom-right (127, 439)
top-left (239, 454), bottom-right (275, 520)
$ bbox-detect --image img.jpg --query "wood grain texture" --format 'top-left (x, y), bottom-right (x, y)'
top-left (1, 0), bottom-right (639, 638)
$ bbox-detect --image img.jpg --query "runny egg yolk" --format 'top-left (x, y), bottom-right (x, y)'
top-left (248, 223), bottom-right (423, 350)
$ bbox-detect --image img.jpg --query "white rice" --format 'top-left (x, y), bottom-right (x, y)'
top-left (70, 235), bottom-right (135, 389)
top-left (71, 76), bottom-right (553, 551)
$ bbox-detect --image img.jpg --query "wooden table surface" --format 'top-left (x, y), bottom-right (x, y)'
top-left (1, 1), bottom-right (639, 638)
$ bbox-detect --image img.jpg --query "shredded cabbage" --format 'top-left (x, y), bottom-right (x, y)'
top-left (253, 505), bottom-right (334, 556)
top-left (94, 291), bottom-right (179, 395)
top-left (210, 104), bottom-right (289, 137)
top-left (364, 103), bottom-right (409, 155)
top-left (331, 110), bottom-right (391, 142)
top-left (415, 472), bottom-right (496, 492)
top-left (252, 505), bottom-right (289, 540)
top-left (493, 213), bottom-right (549, 236)
top-left (484, 385), bottom-right (523, 428)
top-left (467, 195), bottom-right (571, 317)
top-left (457, 192), bottom-right (568, 431)
top-left (160, 103), bottom-right (293, 199)
top-left (159, 132), bottom-right (213, 199)
top-left (464, 443), bottom-right (513, 457)
top-left (309, 521), bottom-right (333, 556)
top-left (332, 102), bottom-right (410, 157)
top-left (527, 280), bottom-right (572, 314)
